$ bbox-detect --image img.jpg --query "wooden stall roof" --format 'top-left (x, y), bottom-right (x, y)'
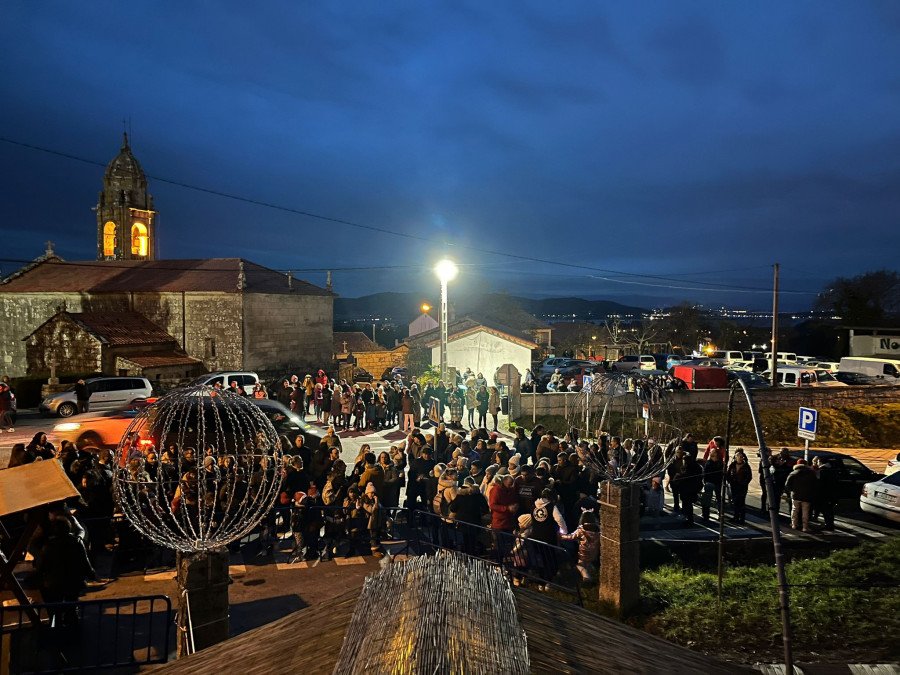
top-left (148, 589), bottom-right (359, 674)
top-left (513, 586), bottom-right (753, 674)
top-left (0, 461), bottom-right (79, 517)
top-left (150, 584), bottom-right (753, 674)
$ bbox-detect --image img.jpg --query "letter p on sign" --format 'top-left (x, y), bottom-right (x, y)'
top-left (798, 407), bottom-right (817, 440)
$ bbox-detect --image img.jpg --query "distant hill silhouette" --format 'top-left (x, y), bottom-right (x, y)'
top-left (334, 292), bottom-right (646, 324)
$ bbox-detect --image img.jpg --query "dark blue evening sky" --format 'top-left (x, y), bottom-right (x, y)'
top-left (2, 1), bottom-right (899, 310)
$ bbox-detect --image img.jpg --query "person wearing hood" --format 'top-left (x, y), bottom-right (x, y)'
top-left (785, 458), bottom-right (818, 532)
top-left (562, 512), bottom-right (601, 582)
top-left (433, 467), bottom-right (459, 518)
top-left (507, 454), bottom-right (522, 479)
top-left (358, 452), bottom-right (385, 498)
top-left (488, 472), bottom-right (519, 532)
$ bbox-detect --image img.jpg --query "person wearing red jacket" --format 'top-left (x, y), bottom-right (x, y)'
top-left (488, 473), bottom-right (519, 532)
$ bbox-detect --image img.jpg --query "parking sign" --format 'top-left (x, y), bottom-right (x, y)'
top-left (798, 407), bottom-right (817, 441)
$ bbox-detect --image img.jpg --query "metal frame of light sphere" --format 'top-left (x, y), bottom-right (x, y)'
top-left (570, 371), bottom-right (683, 484)
top-left (113, 385), bottom-right (283, 553)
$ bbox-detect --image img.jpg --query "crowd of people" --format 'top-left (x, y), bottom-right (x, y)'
top-left (268, 368), bottom-right (505, 433)
top-left (0, 362), bottom-right (850, 611)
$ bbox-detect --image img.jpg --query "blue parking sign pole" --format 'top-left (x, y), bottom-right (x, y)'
top-left (798, 407), bottom-right (817, 461)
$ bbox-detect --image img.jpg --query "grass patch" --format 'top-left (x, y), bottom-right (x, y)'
top-left (630, 538), bottom-right (900, 662)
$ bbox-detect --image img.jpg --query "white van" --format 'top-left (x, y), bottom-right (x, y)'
top-left (764, 352), bottom-right (798, 364)
top-left (839, 357), bottom-right (900, 380)
top-left (763, 366), bottom-right (846, 387)
top-left (709, 350), bottom-right (745, 365)
top-left (190, 372), bottom-right (260, 395)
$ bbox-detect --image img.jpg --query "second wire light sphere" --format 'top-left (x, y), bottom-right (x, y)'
top-left (112, 385), bottom-right (283, 553)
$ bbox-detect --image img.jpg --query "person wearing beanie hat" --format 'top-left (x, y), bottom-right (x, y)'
top-left (508, 454), bottom-right (521, 478)
top-left (785, 456), bottom-right (817, 532)
top-left (496, 465), bottom-right (510, 477)
top-left (481, 464), bottom-right (500, 501)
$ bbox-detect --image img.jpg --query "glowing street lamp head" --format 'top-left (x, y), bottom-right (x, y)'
top-left (435, 259), bottom-right (458, 283)
top-left (422, 304), bottom-right (431, 312)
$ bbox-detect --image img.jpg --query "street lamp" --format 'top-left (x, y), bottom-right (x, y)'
top-left (435, 259), bottom-right (458, 383)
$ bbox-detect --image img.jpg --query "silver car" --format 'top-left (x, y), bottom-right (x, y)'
top-left (40, 377), bottom-right (153, 418)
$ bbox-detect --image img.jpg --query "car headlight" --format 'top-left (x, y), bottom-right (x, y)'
top-left (55, 423), bottom-right (82, 432)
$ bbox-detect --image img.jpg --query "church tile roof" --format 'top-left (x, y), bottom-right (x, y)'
top-left (116, 352), bottom-right (202, 367)
top-left (62, 312), bottom-right (176, 346)
top-left (0, 258), bottom-right (332, 296)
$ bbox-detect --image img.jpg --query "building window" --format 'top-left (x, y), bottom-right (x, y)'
top-left (103, 221), bottom-right (116, 257)
top-left (131, 222), bottom-right (148, 256)
top-left (205, 337), bottom-right (217, 358)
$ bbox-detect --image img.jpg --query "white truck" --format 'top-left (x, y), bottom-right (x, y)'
top-left (839, 357), bottom-right (900, 380)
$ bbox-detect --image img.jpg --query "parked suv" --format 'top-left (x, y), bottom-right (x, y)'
top-left (189, 372), bottom-right (260, 395)
top-left (40, 377), bottom-right (153, 418)
top-left (611, 355), bottom-right (657, 372)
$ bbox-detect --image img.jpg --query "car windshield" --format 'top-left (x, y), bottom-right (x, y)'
top-left (816, 370), bottom-right (837, 382)
top-left (882, 473), bottom-right (900, 487)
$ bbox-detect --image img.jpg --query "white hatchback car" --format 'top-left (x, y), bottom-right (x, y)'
top-left (884, 452), bottom-right (900, 477)
top-left (860, 473), bottom-right (900, 523)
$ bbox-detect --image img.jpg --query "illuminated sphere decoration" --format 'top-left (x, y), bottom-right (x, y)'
top-left (569, 372), bottom-right (683, 484)
top-left (113, 385), bottom-right (283, 553)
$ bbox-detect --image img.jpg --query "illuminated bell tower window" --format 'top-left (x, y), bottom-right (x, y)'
top-left (131, 222), bottom-right (148, 257)
top-left (103, 221), bottom-right (116, 257)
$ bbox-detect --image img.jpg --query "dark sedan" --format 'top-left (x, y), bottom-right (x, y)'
top-left (787, 450), bottom-right (883, 501)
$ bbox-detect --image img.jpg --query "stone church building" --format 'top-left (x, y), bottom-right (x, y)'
top-left (0, 136), bottom-right (334, 381)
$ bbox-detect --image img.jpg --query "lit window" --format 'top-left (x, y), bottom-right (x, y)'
top-left (103, 221), bottom-right (116, 257)
top-left (131, 222), bottom-right (148, 256)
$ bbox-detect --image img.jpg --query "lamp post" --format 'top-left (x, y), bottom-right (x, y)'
top-left (435, 259), bottom-right (458, 383)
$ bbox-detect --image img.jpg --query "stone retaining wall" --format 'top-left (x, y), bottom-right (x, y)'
top-left (512, 385), bottom-right (900, 419)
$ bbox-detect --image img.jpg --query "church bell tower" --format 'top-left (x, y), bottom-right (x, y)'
top-left (95, 133), bottom-right (156, 260)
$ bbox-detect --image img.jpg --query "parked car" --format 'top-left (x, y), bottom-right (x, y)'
top-left (536, 357), bottom-right (571, 378)
top-left (665, 354), bottom-right (689, 369)
top-left (250, 399), bottom-right (327, 448)
top-left (53, 407), bottom-right (149, 449)
top-left (883, 452), bottom-right (900, 477)
top-left (190, 371), bottom-right (260, 395)
top-left (835, 371), bottom-right (883, 386)
top-left (544, 364), bottom-right (606, 389)
top-left (762, 367), bottom-right (846, 387)
top-left (807, 361), bottom-right (841, 373)
top-left (727, 370), bottom-right (770, 388)
top-left (40, 377), bottom-right (153, 418)
top-left (708, 350), bottom-right (745, 365)
top-left (787, 450), bottom-right (882, 500)
top-left (351, 367), bottom-right (374, 383)
top-left (381, 366), bottom-right (409, 383)
top-left (839, 357), bottom-right (900, 380)
top-left (611, 355), bottom-right (657, 372)
top-left (860, 473), bottom-right (900, 523)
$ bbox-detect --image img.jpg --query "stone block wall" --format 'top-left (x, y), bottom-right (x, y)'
top-left (2, 293), bottom-right (130, 377)
top-left (24, 317), bottom-right (102, 375)
top-left (354, 346), bottom-right (408, 377)
top-left (513, 386), bottom-right (900, 419)
top-left (243, 293), bottom-right (333, 374)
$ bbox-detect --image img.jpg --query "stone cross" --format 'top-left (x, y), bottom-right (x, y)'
top-left (45, 241), bottom-right (55, 255)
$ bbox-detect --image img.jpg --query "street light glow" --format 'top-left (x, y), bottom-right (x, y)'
top-left (422, 304), bottom-right (431, 312)
top-left (435, 259), bottom-right (458, 283)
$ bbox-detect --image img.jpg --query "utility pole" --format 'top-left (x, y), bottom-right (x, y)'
top-left (770, 263), bottom-right (779, 388)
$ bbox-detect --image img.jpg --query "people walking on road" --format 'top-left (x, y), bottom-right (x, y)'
top-left (74, 378), bottom-right (90, 414)
top-left (677, 454), bottom-right (704, 527)
top-left (701, 447), bottom-right (725, 523)
top-left (726, 449), bottom-right (752, 524)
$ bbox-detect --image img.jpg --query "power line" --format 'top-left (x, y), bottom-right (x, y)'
top-left (0, 136), bottom-right (819, 296)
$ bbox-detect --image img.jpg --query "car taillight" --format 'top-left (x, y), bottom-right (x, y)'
top-left (139, 439), bottom-right (154, 446)
top-left (862, 485), bottom-right (868, 497)
top-left (145, 397), bottom-right (158, 404)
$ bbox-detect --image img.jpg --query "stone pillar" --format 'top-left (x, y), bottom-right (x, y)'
top-left (599, 481), bottom-right (641, 617)
top-left (176, 549), bottom-right (230, 657)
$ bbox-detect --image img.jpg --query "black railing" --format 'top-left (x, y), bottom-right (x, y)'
top-left (409, 509), bottom-right (583, 605)
top-left (0, 595), bottom-right (172, 673)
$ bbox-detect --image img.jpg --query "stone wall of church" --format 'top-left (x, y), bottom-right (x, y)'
top-left (24, 317), bottom-right (103, 375)
top-left (243, 293), bottom-right (333, 373)
top-left (0, 293), bottom-right (131, 378)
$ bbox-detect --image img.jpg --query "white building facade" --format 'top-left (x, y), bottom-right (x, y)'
top-left (428, 326), bottom-right (536, 381)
